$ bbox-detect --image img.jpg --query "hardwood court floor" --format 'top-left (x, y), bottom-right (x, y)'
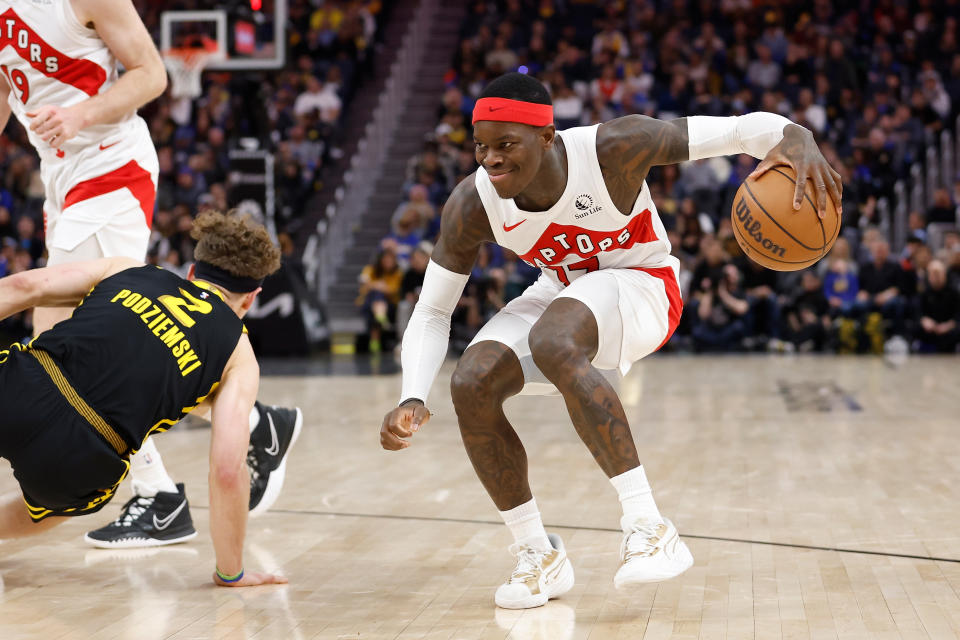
top-left (1, 355), bottom-right (959, 640)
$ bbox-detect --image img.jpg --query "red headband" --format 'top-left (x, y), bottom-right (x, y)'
top-left (472, 97), bottom-right (554, 127)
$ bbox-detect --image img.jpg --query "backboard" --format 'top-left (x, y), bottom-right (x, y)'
top-left (159, 0), bottom-right (286, 71)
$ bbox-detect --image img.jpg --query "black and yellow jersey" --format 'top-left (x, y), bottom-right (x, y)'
top-left (32, 265), bottom-right (244, 451)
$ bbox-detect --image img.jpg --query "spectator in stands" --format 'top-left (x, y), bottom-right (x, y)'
top-left (823, 252), bottom-right (861, 352)
top-left (739, 258), bottom-right (781, 349)
top-left (928, 188), bottom-right (957, 225)
top-left (287, 124), bottom-right (324, 174)
top-left (552, 80), bottom-right (584, 130)
top-left (747, 43), bottom-right (780, 90)
top-left (856, 239), bottom-right (906, 344)
top-left (293, 75), bottom-right (342, 124)
top-left (276, 159), bottom-right (312, 225)
top-left (692, 264), bottom-right (750, 352)
top-left (0, 238), bottom-right (14, 278)
top-left (824, 253), bottom-right (860, 316)
top-left (905, 211), bottom-right (928, 245)
top-left (591, 19), bottom-right (629, 61)
top-left (590, 64), bottom-right (623, 111)
top-left (0, 206), bottom-right (13, 242)
top-left (915, 260), bottom-right (960, 353)
top-left (795, 88), bottom-right (827, 134)
top-left (357, 248), bottom-right (402, 353)
top-left (15, 215), bottom-right (42, 265)
top-left (396, 244), bottom-right (431, 340)
top-left (784, 272), bottom-right (830, 352)
top-left (622, 59), bottom-right (655, 115)
top-left (485, 35), bottom-right (518, 74)
top-left (899, 233), bottom-right (928, 297)
top-left (946, 246), bottom-right (960, 292)
top-left (391, 184), bottom-right (437, 237)
top-left (691, 236), bottom-right (729, 299)
top-left (920, 68), bottom-right (952, 120)
top-left (174, 168), bottom-right (205, 208)
top-left (381, 206), bottom-right (423, 269)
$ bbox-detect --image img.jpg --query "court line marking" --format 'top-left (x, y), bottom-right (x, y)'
top-left (198, 506), bottom-right (960, 564)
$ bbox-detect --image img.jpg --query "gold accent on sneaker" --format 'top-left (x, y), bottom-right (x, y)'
top-left (513, 547), bottom-right (561, 595)
top-left (622, 523), bottom-right (669, 561)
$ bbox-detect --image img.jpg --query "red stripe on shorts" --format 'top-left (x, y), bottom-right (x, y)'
top-left (632, 266), bottom-right (683, 350)
top-left (63, 160), bottom-right (156, 228)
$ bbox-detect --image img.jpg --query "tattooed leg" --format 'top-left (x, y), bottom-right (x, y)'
top-left (528, 298), bottom-right (640, 478)
top-left (450, 341), bottom-right (528, 511)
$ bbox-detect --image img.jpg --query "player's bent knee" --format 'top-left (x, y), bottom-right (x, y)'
top-left (528, 321), bottom-right (593, 378)
top-left (451, 341), bottom-right (522, 409)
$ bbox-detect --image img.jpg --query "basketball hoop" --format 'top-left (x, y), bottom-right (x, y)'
top-left (163, 39), bottom-right (223, 99)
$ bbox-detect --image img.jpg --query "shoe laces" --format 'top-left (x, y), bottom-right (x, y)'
top-left (115, 495), bottom-right (155, 527)
top-left (622, 522), bottom-right (664, 559)
top-left (246, 444), bottom-right (261, 481)
top-left (506, 543), bottom-right (549, 583)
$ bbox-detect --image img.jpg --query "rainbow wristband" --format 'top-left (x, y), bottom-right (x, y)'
top-left (216, 567), bottom-right (244, 583)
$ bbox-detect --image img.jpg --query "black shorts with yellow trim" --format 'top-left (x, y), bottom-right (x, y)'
top-left (0, 347), bottom-right (130, 522)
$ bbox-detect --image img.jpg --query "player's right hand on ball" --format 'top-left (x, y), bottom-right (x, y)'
top-left (213, 571), bottom-right (288, 587)
top-left (380, 400), bottom-right (431, 450)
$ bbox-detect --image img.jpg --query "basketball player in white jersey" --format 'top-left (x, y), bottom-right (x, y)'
top-left (0, 0), bottom-right (300, 548)
top-left (380, 73), bottom-right (841, 609)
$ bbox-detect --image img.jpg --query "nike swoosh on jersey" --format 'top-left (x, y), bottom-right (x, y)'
top-left (153, 500), bottom-right (187, 530)
top-left (503, 219), bottom-right (527, 232)
top-left (264, 414), bottom-right (281, 456)
top-left (99, 141), bottom-right (119, 151)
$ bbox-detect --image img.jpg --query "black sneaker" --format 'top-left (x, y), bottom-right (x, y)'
top-left (84, 483), bottom-right (197, 548)
top-left (248, 402), bottom-right (303, 517)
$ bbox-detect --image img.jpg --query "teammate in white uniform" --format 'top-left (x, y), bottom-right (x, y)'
top-left (380, 73), bottom-right (842, 609)
top-left (0, 0), bottom-right (300, 548)
top-left (0, 0), bottom-right (163, 280)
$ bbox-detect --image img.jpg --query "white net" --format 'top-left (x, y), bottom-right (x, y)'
top-left (162, 49), bottom-right (222, 99)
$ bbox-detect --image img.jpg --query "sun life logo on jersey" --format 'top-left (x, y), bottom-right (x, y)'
top-left (574, 193), bottom-right (602, 218)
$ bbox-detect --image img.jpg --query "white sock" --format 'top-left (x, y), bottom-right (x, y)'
top-left (499, 498), bottom-right (551, 550)
top-left (249, 403), bottom-right (261, 433)
top-left (129, 437), bottom-right (178, 497)
top-left (610, 465), bottom-right (664, 528)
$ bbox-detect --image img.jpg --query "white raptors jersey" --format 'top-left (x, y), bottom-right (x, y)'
top-left (475, 124), bottom-right (677, 287)
top-left (0, 0), bottom-right (151, 167)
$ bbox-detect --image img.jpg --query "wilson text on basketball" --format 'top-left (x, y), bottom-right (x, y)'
top-left (735, 197), bottom-right (787, 258)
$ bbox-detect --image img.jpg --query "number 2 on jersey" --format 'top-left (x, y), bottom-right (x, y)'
top-left (0, 65), bottom-right (29, 104)
top-left (158, 289), bottom-right (213, 328)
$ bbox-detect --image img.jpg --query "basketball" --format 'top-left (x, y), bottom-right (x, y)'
top-left (731, 166), bottom-right (841, 271)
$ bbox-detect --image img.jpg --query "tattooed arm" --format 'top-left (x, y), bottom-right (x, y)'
top-left (597, 113), bottom-right (842, 217)
top-left (430, 174), bottom-right (496, 274)
top-left (380, 175), bottom-right (494, 451)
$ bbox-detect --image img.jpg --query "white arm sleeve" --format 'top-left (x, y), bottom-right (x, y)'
top-left (399, 259), bottom-right (469, 404)
top-left (687, 112), bottom-right (797, 161)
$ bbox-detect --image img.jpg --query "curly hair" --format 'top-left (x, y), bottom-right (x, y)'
top-left (191, 210), bottom-right (281, 280)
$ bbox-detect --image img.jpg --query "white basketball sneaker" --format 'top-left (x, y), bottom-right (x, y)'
top-left (495, 533), bottom-right (575, 609)
top-left (613, 517), bottom-right (694, 588)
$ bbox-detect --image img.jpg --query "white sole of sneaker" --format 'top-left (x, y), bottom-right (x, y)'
top-left (495, 558), bottom-right (576, 609)
top-left (83, 530), bottom-right (198, 549)
top-left (613, 539), bottom-right (694, 588)
top-left (249, 407), bottom-right (303, 519)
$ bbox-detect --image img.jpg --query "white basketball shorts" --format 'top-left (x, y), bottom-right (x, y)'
top-left (468, 262), bottom-right (682, 396)
top-left (42, 121), bottom-right (158, 265)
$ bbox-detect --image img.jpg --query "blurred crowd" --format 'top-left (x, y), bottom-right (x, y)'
top-left (0, 0), bottom-right (381, 342)
top-left (358, 0), bottom-right (960, 355)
